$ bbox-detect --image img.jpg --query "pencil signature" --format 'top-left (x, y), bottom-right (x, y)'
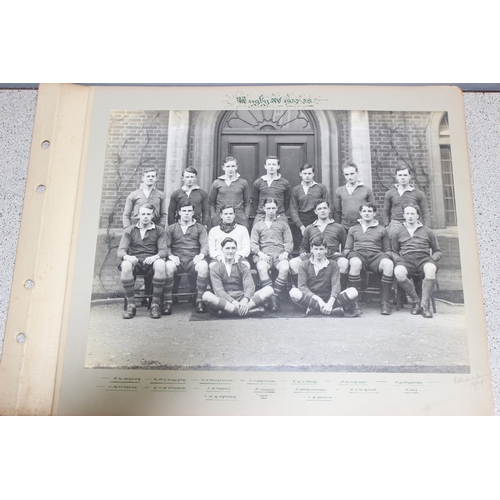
top-left (453, 373), bottom-right (489, 390)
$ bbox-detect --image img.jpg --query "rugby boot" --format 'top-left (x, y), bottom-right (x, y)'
top-left (123, 304), bottom-right (136, 319)
top-left (246, 307), bottom-right (266, 317)
top-left (411, 303), bottom-right (423, 315)
top-left (421, 305), bottom-right (433, 319)
top-left (196, 300), bottom-right (207, 313)
top-left (162, 301), bottom-right (173, 315)
top-left (150, 304), bottom-right (161, 319)
top-left (331, 307), bottom-right (345, 318)
top-left (380, 279), bottom-right (393, 315)
top-left (269, 294), bottom-right (281, 312)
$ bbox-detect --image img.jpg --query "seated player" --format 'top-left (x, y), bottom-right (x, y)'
top-left (290, 199), bottom-right (349, 290)
top-left (117, 204), bottom-right (167, 319)
top-left (208, 205), bottom-right (251, 268)
top-left (392, 203), bottom-right (441, 318)
top-left (250, 197), bottom-right (293, 312)
top-left (344, 203), bottom-right (394, 316)
top-left (163, 202), bottom-right (209, 314)
top-left (289, 236), bottom-right (360, 317)
top-left (203, 237), bottom-right (274, 317)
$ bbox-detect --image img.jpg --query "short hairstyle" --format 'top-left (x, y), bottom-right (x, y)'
top-left (314, 199), bottom-right (330, 209)
top-left (300, 163), bottom-right (315, 173)
top-left (359, 202), bottom-right (377, 213)
top-left (221, 237), bottom-right (238, 248)
top-left (263, 197), bottom-right (278, 207)
top-left (223, 156), bottom-right (238, 166)
top-left (311, 235), bottom-right (327, 248)
top-left (138, 203), bottom-right (155, 213)
top-left (178, 201), bottom-right (194, 212)
top-left (265, 155), bottom-right (280, 165)
top-left (182, 166), bottom-right (198, 177)
top-left (220, 204), bottom-right (235, 214)
top-left (342, 161), bottom-right (358, 173)
top-left (142, 166), bottom-right (158, 176)
top-left (402, 203), bottom-right (421, 216)
top-left (395, 164), bottom-right (411, 175)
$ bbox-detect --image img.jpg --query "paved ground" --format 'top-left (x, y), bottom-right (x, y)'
top-left (85, 296), bottom-right (470, 373)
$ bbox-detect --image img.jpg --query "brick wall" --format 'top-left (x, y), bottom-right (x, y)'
top-left (94, 110), bottom-right (169, 296)
top-left (368, 111), bottom-right (432, 214)
top-left (99, 110), bottom-right (170, 231)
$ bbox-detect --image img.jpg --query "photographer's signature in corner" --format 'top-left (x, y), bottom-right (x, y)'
top-left (453, 373), bottom-right (489, 391)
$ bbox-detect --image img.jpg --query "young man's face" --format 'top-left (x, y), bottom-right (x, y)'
top-left (221, 208), bottom-right (236, 225)
top-left (182, 172), bottom-right (197, 188)
top-left (178, 205), bottom-right (195, 223)
top-left (221, 242), bottom-right (237, 260)
top-left (359, 206), bottom-right (375, 223)
top-left (138, 208), bottom-right (154, 225)
top-left (395, 168), bottom-right (411, 187)
top-left (343, 167), bottom-right (358, 185)
top-left (299, 167), bottom-right (314, 184)
top-left (263, 202), bottom-right (278, 219)
top-left (403, 207), bottom-right (419, 224)
top-left (264, 158), bottom-right (280, 176)
top-left (314, 202), bottom-right (330, 221)
top-left (142, 170), bottom-right (157, 187)
top-left (222, 160), bottom-right (238, 177)
top-left (311, 244), bottom-right (327, 260)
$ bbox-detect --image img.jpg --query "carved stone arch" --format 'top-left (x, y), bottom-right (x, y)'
top-left (189, 109), bottom-right (340, 197)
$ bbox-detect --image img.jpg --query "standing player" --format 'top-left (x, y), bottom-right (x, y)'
top-left (333, 161), bottom-right (375, 231)
top-left (289, 163), bottom-right (330, 250)
top-left (117, 204), bottom-right (167, 319)
top-left (203, 237), bottom-right (273, 317)
top-left (209, 156), bottom-right (251, 229)
top-left (168, 167), bottom-right (209, 227)
top-left (252, 156), bottom-right (291, 221)
top-left (344, 203), bottom-right (394, 316)
top-left (392, 204), bottom-right (441, 318)
top-left (383, 163), bottom-right (431, 237)
top-left (163, 202), bottom-right (210, 314)
top-left (122, 167), bottom-right (167, 228)
top-left (289, 236), bottom-right (360, 317)
top-left (250, 198), bottom-right (293, 311)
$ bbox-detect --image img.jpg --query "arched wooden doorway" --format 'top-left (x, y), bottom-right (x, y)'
top-left (217, 110), bottom-right (319, 190)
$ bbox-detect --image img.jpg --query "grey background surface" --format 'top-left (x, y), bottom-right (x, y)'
top-left (1, 89), bottom-right (499, 414)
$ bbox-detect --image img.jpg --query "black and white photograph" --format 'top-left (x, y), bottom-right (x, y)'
top-left (1, 83), bottom-right (479, 415)
top-left (85, 104), bottom-right (468, 374)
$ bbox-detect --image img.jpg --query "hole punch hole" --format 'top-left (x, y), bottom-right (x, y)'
top-left (16, 333), bottom-right (26, 344)
top-left (36, 185), bottom-right (46, 194)
top-left (24, 279), bottom-right (34, 289)
top-left (41, 140), bottom-right (50, 149)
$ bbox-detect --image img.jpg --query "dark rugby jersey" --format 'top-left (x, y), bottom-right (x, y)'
top-left (298, 259), bottom-right (341, 302)
top-left (345, 221), bottom-right (391, 255)
top-left (117, 224), bottom-right (168, 261)
top-left (300, 220), bottom-right (346, 258)
top-left (391, 223), bottom-right (441, 261)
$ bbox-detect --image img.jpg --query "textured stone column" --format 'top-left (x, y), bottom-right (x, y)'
top-left (164, 110), bottom-right (189, 201)
top-left (349, 111), bottom-right (372, 188)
